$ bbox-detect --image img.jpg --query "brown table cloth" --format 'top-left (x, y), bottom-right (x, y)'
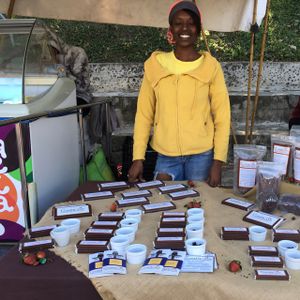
top-left (0, 245), bottom-right (101, 300)
top-left (32, 181), bottom-right (300, 300)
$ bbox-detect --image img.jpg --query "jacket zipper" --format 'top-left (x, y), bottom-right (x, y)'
top-left (175, 75), bottom-right (182, 155)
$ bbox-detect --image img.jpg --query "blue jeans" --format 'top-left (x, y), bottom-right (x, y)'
top-left (154, 150), bottom-right (213, 181)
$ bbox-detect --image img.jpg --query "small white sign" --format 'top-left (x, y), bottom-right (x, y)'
top-left (56, 204), bottom-right (90, 216)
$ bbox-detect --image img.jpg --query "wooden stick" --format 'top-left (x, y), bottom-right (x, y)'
top-left (7, 0), bottom-right (16, 18)
top-left (244, 0), bottom-right (258, 144)
top-left (249, 0), bottom-right (271, 143)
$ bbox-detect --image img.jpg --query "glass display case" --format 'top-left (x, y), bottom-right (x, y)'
top-left (0, 19), bottom-right (59, 105)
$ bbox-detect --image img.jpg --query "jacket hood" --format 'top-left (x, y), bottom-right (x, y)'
top-left (144, 51), bottom-right (219, 88)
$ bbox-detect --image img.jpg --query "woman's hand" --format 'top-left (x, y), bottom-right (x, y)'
top-left (207, 160), bottom-right (223, 187)
top-left (127, 160), bottom-right (144, 182)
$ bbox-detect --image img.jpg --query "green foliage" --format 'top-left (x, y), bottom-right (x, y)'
top-left (42, 0), bottom-right (299, 62)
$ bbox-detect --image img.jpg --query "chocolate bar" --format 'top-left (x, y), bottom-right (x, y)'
top-left (136, 180), bottom-right (165, 190)
top-left (121, 190), bottom-right (152, 199)
top-left (116, 197), bottom-right (150, 208)
top-left (29, 225), bottom-right (57, 238)
top-left (272, 229), bottom-right (300, 242)
top-left (158, 184), bottom-right (187, 194)
top-left (168, 189), bottom-right (200, 200)
top-left (19, 239), bottom-right (54, 252)
top-left (221, 197), bottom-right (255, 211)
top-left (76, 240), bottom-right (109, 254)
top-left (154, 236), bottom-right (185, 250)
top-left (142, 201), bottom-right (176, 213)
top-left (248, 246), bottom-right (279, 257)
top-left (98, 212), bottom-right (124, 221)
top-left (243, 211), bottom-right (285, 229)
top-left (161, 211), bottom-right (186, 218)
top-left (160, 217), bottom-right (186, 228)
top-left (91, 220), bottom-right (119, 230)
top-left (53, 203), bottom-right (92, 220)
top-left (221, 227), bottom-right (249, 240)
top-left (84, 228), bottom-right (115, 240)
top-left (157, 227), bottom-right (186, 237)
top-left (82, 191), bottom-right (114, 201)
top-left (251, 256), bottom-right (284, 268)
top-left (98, 181), bottom-right (129, 191)
top-left (254, 269), bottom-right (290, 281)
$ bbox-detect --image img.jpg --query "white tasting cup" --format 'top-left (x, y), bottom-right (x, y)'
top-left (185, 238), bottom-right (206, 255)
top-left (278, 240), bottom-right (298, 257)
top-left (186, 223), bottom-right (204, 239)
top-left (126, 244), bottom-right (147, 264)
top-left (61, 218), bottom-right (81, 234)
top-left (249, 226), bottom-right (267, 242)
top-left (115, 227), bottom-right (136, 243)
top-left (110, 235), bottom-right (130, 254)
top-left (50, 226), bottom-right (71, 247)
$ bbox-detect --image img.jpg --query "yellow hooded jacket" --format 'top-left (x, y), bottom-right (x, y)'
top-left (133, 51), bottom-right (231, 162)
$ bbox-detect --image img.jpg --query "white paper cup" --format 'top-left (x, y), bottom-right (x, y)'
top-left (285, 249), bottom-right (300, 270)
top-left (185, 238), bottom-right (206, 255)
top-left (126, 244), bottom-right (147, 265)
top-left (187, 208), bottom-right (204, 218)
top-left (249, 226), bottom-right (267, 242)
top-left (50, 226), bottom-right (70, 247)
top-left (115, 227), bottom-right (136, 243)
top-left (125, 209), bottom-right (143, 223)
top-left (120, 218), bottom-right (139, 231)
top-left (187, 215), bottom-right (205, 226)
top-left (61, 218), bottom-right (81, 234)
top-left (278, 240), bottom-right (298, 257)
top-left (110, 235), bottom-right (130, 254)
top-left (186, 223), bottom-right (204, 239)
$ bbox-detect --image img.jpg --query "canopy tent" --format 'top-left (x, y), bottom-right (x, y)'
top-left (0, 0), bottom-right (267, 32)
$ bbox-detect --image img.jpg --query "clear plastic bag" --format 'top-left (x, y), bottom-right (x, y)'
top-left (233, 144), bottom-right (266, 195)
top-left (278, 194), bottom-right (300, 215)
top-left (271, 134), bottom-right (296, 180)
top-left (256, 161), bottom-right (283, 213)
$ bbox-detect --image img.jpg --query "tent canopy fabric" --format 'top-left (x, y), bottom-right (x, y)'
top-left (0, 0), bottom-right (267, 32)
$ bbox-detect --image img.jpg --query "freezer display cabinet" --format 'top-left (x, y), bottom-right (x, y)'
top-left (0, 19), bottom-right (80, 241)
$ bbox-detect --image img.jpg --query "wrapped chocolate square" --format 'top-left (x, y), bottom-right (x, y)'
top-left (142, 201), bottom-right (176, 213)
top-left (156, 227), bottom-right (186, 237)
top-left (136, 180), bottom-right (165, 190)
top-left (160, 217), bottom-right (186, 228)
top-left (168, 189), bottom-right (199, 200)
top-left (158, 184), bottom-right (187, 194)
top-left (254, 269), bottom-right (290, 281)
top-left (76, 240), bottom-right (109, 254)
top-left (91, 220), bottom-right (119, 230)
top-left (154, 237), bottom-right (185, 250)
top-left (98, 181), bottom-right (129, 191)
top-left (272, 229), bottom-right (300, 242)
top-left (53, 203), bottom-right (92, 220)
top-left (19, 239), bottom-right (54, 253)
top-left (98, 212), bottom-right (124, 221)
top-left (29, 225), bottom-right (57, 238)
top-left (84, 228), bottom-right (115, 240)
top-left (248, 246), bottom-right (279, 257)
top-left (121, 189), bottom-right (152, 199)
top-left (221, 227), bottom-right (249, 240)
top-left (116, 197), bottom-right (150, 208)
top-left (161, 211), bottom-right (186, 218)
top-left (251, 256), bottom-right (284, 268)
top-left (82, 191), bottom-right (115, 201)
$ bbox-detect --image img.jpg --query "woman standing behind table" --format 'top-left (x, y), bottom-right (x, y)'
top-left (128, 0), bottom-right (231, 187)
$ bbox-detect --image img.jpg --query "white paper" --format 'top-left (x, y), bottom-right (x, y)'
top-left (294, 148), bottom-right (300, 181)
top-left (181, 254), bottom-right (215, 273)
top-left (24, 240), bottom-right (52, 247)
top-left (246, 211), bottom-right (281, 227)
top-left (223, 227), bottom-right (247, 232)
top-left (31, 225), bottom-right (56, 232)
top-left (80, 240), bottom-right (107, 245)
top-left (84, 191), bottom-right (113, 198)
top-left (93, 221), bottom-right (118, 226)
top-left (56, 204), bottom-right (90, 216)
top-left (159, 228), bottom-right (184, 233)
top-left (137, 180), bottom-right (163, 188)
top-left (162, 217), bottom-right (185, 222)
top-left (143, 202), bottom-right (174, 210)
top-left (100, 181), bottom-right (127, 188)
top-left (256, 270), bottom-right (286, 276)
top-left (238, 160), bottom-right (257, 188)
top-left (253, 256), bottom-right (281, 262)
top-left (273, 144), bottom-right (291, 175)
top-left (118, 197), bottom-right (147, 205)
top-left (159, 184), bottom-right (185, 192)
top-left (169, 190), bottom-right (198, 197)
top-left (122, 190), bottom-right (151, 197)
top-left (250, 246), bottom-right (277, 252)
top-left (224, 198), bottom-right (254, 208)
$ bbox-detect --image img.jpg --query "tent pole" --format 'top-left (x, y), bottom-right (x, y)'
top-left (7, 0), bottom-right (16, 18)
top-left (249, 0), bottom-right (271, 143)
top-left (244, 0), bottom-right (258, 144)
